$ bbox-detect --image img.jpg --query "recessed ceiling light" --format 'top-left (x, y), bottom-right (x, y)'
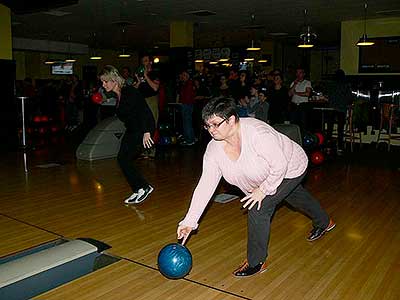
top-left (111, 21), bottom-right (135, 26)
top-left (42, 10), bottom-right (71, 17)
top-left (268, 32), bottom-right (289, 36)
top-left (375, 9), bottom-right (400, 15)
top-left (241, 24), bottom-right (265, 30)
top-left (185, 10), bottom-right (216, 16)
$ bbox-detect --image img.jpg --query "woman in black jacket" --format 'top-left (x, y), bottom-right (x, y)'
top-left (99, 65), bottom-right (155, 204)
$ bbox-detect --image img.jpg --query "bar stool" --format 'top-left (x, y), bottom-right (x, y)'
top-left (343, 103), bottom-right (362, 152)
top-left (376, 104), bottom-right (400, 151)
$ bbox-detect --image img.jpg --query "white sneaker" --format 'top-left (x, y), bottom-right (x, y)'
top-left (124, 192), bottom-right (139, 204)
top-left (133, 185), bottom-right (154, 204)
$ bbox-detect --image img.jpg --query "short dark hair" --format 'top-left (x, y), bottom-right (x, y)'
top-left (122, 66), bottom-right (131, 73)
top-left (274, 73), bottom-right (283, 81)
top-left (202, 98), bottom-right (239, 122)
top-left (141, 54), bottom-right (153, 61)
top-left (335, 69), bottom-right (346, 82)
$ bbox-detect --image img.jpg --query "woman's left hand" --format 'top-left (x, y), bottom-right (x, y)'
top-left (240, 188), bottom-right (266, 210)
top-left (143, 132), bottom-right (154, 149)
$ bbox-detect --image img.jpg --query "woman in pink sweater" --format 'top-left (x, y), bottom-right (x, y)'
top-left (177, 98), bottom-right (335, 277)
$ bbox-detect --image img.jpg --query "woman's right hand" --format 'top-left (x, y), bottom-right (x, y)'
top-left (177, 225), bottom-right (193, 246)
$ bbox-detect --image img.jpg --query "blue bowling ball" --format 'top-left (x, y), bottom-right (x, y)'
top-left (303, 133), bottom-right (318, 148)
top-left (158, 243), bottom-right (192, 279)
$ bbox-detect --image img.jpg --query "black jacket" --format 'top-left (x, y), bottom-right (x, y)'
top-left (116, 86), bottom-right (155, 140)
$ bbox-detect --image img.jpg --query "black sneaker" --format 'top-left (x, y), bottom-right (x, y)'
top-left (133, 185), bottom-right (154, 204)
top-left (307, 219), bottom-right (336, 242)
top-left (233, 260), bottom-right (267, 277)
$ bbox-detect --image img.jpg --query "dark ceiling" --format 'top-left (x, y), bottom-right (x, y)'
top-left (5, 0), bottom-right (400, 50)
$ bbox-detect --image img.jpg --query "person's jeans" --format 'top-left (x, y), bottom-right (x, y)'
top-left (181, 104), bottom-right (195, 143)
top-left (326, 110), bottom-right (346, 149)
top-left (247, 172), bottom-right (330, 266)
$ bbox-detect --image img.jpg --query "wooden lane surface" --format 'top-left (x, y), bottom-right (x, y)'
top-left (33, 260), bottom-right (244, 300)
top-left (1, 148), bottom-right (399, 299)
top-left (0, 215), bottom-right (59, 258)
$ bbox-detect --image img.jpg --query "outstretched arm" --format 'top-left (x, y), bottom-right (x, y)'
top-left (177, 148), bottom-right (222, 243)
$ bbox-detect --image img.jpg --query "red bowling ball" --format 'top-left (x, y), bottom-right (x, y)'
top-left (91, 92), bottom-right (103, 104)
top-left (310, 150), bottom-right (325, 165)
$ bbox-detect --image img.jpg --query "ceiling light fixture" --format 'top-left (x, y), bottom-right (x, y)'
top-left (90, 55), bottom-right (102, 60)
top-left (297, 9), bottom-right (317, 48)
top-left (118, 28), bottom-right (131, 58)
top-left (65, 35), bottom-right (77, 63)
top-left (246, 14), bottom-right (262, 51)
top-left (118, 48), bottom-right (131, 58)
top-left (247, 40), bottom-right (261, 51)
top-left (90, 33), bottom-right (102, 60)
top-left (44, 35), bottom-right (54, 65)
top-left (356, 3), bottom-right (375, 47)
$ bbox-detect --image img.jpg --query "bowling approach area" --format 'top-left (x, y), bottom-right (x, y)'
top-left (1, 142), bottom-right (399, 300)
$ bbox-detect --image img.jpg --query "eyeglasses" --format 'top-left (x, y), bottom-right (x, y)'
top-left (204, 119), bottom-right (227, 130)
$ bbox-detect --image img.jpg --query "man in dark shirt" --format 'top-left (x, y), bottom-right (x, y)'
top-left (135, 55), bottom-right (160, 157)
top-left (324, 69), bottom-right (353, 152)
top-left (178, 70), bottom-right (196, 146)
top-left (268, 74), bottom-right (290, 125)
top-left (135, 55), bottom-right (160, 124)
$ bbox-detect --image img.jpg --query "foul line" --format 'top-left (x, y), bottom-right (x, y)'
top-left (1, 212), bottom-right (252, 299)
top-left (121, 256), bottom-right (252, 300)
top-left (0, 212), bottom-right (63, 238)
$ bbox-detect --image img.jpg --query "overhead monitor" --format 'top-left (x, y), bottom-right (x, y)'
top-left (51, 62), bottom-right (74, 75)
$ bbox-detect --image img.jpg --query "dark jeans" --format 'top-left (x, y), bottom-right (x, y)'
top-left (66, 102), bottom-right (79, 126)
top-left (290, 103), bottom-right (313, 132)
top-left (117, 131), bottom-right (149, 192)
top-left (181, 104), bottom-right (195, 143)
top-left (247, 172), bottom-right (329, 266)
top-left (326, 110), bottom-right (346, 149)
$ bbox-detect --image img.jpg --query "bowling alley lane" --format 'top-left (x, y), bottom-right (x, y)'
top-left (0, 214), bottom-right (59, 258)
top-left (33, 260), bottom-right (244, 300)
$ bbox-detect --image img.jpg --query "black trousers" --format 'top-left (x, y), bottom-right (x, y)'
top-left (117, 131), bottom-right (149, 192)
top-left (290, 103), bottom-right (314, 132)
top-left (247, 172), bottom-right (329, 266)
top-left (326, 110), bottom-right (346, 149)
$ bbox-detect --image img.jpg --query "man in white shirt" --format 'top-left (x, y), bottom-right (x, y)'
top-left (288, 67), bottom-right (312, 130)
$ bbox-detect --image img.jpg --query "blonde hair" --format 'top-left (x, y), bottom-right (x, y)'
top-left (99, 65), bottom-right (125, 88)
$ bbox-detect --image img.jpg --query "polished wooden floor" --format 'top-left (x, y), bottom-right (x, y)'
top-left (0, 139), bottom-right (399, 300)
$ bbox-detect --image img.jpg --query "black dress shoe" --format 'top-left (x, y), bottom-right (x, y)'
top-left (233, 260), bottom-right (267, 277)
top-left (307, 219), bottom-right (336, 242)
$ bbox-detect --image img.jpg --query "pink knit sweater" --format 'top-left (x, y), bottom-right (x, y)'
top-left (180, 118), bottom-right (308, 229)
